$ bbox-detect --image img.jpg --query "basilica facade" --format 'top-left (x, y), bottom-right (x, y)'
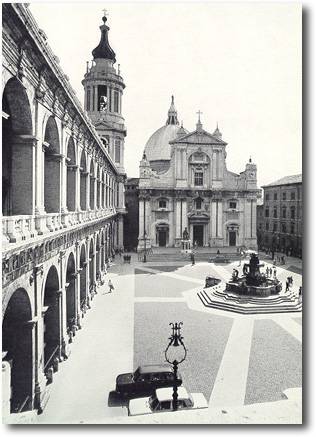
top-left (138, 98), bottom-right (260, 251)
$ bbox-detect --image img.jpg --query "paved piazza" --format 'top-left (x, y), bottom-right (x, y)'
top-left (33, 252), bottom-right (302, 424)
top-left (34, 254), bottom-right (302, 424)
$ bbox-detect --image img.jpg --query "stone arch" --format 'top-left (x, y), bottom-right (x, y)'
top-left (44, 116), bottom-right (61, 213)
top-left (65, 252), bottom-right (76, 332)
top-left (2, 77), bottom-right (34, 215)
top-left (2, 288), bottom-right (33, 413)
top-left (42, 265), bottom-right (61, 373)
top-left (66, 136), bottom-right (76, 212)
top-left (79, 244), bottom-right (87, 313)
top-left (89, 160), bottom-right (95, 210)
top-left (79, 149), bottom-right (87, 211)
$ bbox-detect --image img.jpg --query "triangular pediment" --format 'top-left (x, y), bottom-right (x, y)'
top-left (170, 129), bottom-right (227, 146)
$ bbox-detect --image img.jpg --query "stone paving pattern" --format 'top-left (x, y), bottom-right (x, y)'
top-left (32, 251), bottom-right (302, 424)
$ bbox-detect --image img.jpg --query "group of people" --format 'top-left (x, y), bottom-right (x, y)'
top-left (265, 266), bottom-right (277, 279)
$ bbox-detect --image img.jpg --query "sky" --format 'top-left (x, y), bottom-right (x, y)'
top-left (29, 1), bottom-right (302, 186)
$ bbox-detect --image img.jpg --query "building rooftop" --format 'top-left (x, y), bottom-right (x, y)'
top-left (126, 178), bottom-right (139, 185)
top-left (262, 174), bottom-right (302, 188)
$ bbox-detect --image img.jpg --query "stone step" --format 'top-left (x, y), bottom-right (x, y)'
top-left (197, 290), bottom-right (302, 314)
top-left (211, 289), bottom-right (297, 305)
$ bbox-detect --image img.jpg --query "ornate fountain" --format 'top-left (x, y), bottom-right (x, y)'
top-left (226, 253), bottom-right (282, 297)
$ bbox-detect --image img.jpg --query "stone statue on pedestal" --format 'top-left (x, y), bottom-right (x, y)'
top-left (182, 227), bottom-right (189, 240)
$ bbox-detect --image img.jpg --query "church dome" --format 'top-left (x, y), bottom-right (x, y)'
top-left (144, 96), bottom-right (188, 163)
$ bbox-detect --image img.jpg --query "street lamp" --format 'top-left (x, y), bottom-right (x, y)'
top-left (143, 230), bottom-right (147, 263)
top-left (164, 322), bottom-right (187, 411)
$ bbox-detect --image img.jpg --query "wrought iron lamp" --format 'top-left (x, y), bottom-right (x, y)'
top-left (164, 322), bottom-right (187, 411)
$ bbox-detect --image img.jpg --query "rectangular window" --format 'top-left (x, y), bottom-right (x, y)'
top-left (282, 192), bottom-right (286, 200)
top-left (114, 140), bottom-right (120, 163)
top-left (229, 201), bottom-right (237, 209)
top-left (291, 191), bottom-right (295, 200)
top-left (273, 223), bottom-right (277, 232)
top-left (265, 193), bottom-right (270, 201)
top-left (265, 222), bottom-right (269, 231)
top-left (274, 193), bottom-right (278, 200)
top-left (265, 208), bottom-right (269, 218)
top-left (282, 207), bottom-right (286, 218)
top-left (114, 91), bottom-right (119, 113)
top-left (194, 171), bottom-right (203, 186)
top-left (290, 223), bottom-right (295, 234)
top-left (291, 207), bottom-right (295, 219)
top-left (281, 223), bottom-right (286, 233)
top-left (273, 208), bottom-right (277, 218)
top-left (159, 199), bottom-right (167, 209)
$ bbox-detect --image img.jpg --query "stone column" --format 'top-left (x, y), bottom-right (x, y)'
top-left (217, 201), bottom-right (223, 238)
top-left (175, 200), bottom-right (181, 239)
top-left (139, 198), bottom-right (144, 241)
top-left (181, 199), bottom-right (188, 234)
top-left (75, 165), bottom-right (80, 211)
top-left (118, 215), bottom-right (124, 247)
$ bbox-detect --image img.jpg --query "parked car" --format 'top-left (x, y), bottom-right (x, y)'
top-left (128, 386), bottom-right (208, 416)
top-left (115, 364), bottom-right (182, 398)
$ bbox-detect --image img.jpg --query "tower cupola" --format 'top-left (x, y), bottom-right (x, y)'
top-left (92, 15), bottom-right (116, 63)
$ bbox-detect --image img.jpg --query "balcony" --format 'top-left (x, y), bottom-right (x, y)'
top-left (2, 207), bottom-right (117, 250)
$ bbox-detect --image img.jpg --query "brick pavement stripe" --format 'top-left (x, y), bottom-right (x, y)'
top-left (209, 317), bottom-right (254, 407)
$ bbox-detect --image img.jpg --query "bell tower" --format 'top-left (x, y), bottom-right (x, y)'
top-left (82, 12), bottom-right (126, 174)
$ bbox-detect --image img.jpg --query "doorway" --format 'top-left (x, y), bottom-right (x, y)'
top-left (158, 230), bottom-right (167, 247)
top-left (229, 231), bottom-right (236, 246)
top-left (193, 225), bottom-right (204, 246)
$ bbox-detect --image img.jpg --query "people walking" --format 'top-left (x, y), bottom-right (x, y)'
top-left (273, 266), bottom-right (277, 278)
top-left (269, 267), bottom-right (273, 277)
top-left (191, 252), bottom-right (195, 266)
top-left (266, 266), bottom-right (269, 277)
top-left (285, 281), bottom-right (289, 292)
top-left (108, 279), bottom-right (114, 293)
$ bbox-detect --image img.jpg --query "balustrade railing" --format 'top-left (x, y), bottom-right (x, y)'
top-left (2, 207), bottom-right (117, 248)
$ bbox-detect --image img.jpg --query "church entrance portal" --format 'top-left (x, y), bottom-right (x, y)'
top-left (193, 225), bottom-right (204, 247)
top-left (158, 230), bottom-right (167, 247)
top-left (229, 231), bottom-right (236, 246)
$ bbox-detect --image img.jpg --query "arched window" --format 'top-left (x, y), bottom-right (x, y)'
top-left (114, 91), bottom-right (119, 113)
top-left (115, 139), bottom-right (120, 163)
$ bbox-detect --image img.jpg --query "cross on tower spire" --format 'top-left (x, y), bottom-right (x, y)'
top-left (102, 9), bottom-right (108, 23)
top-left (196, 110), bottom-right (203, 123)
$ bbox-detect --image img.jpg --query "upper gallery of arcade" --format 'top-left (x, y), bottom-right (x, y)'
top-left (2, 4), bottom-right (125, 248)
